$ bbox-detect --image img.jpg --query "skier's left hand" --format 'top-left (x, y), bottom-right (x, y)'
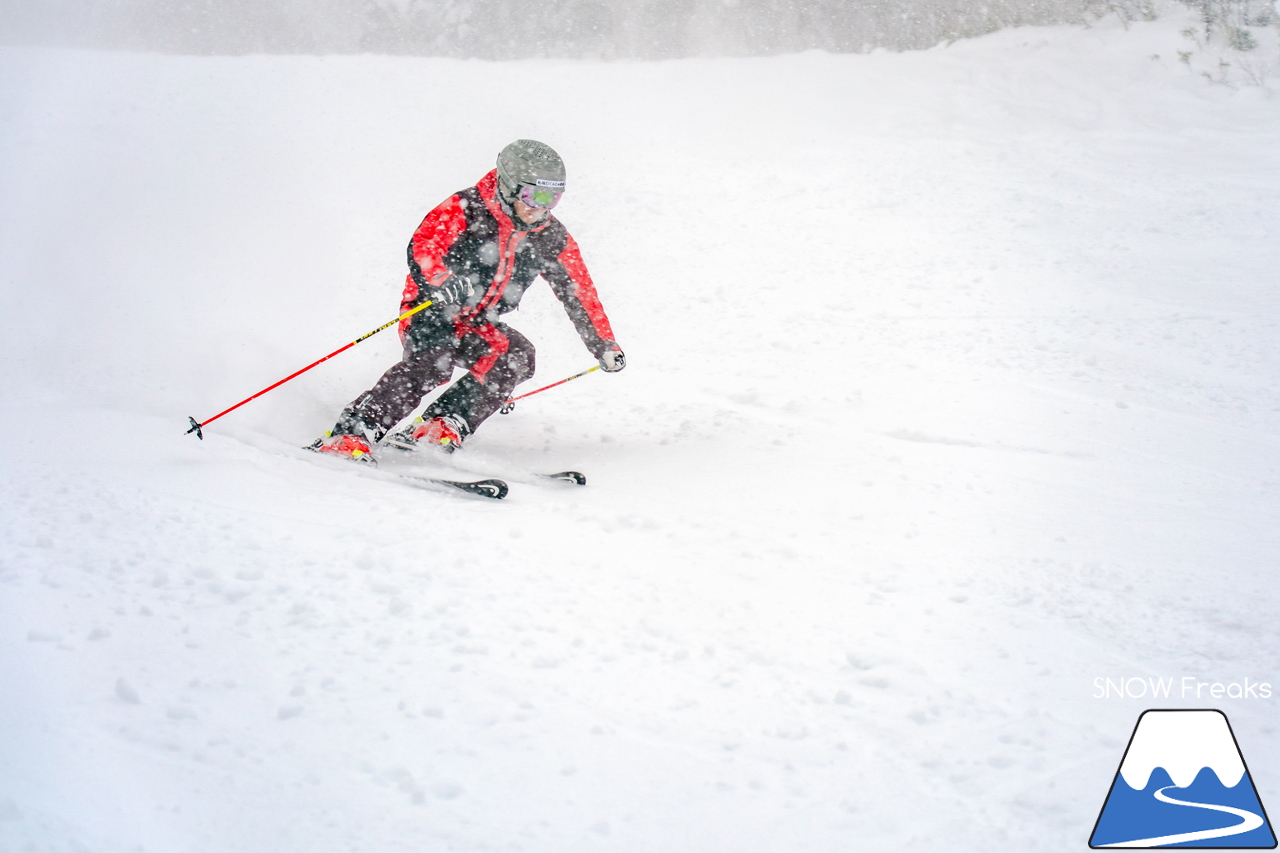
top-left (599, 349), bottom-right (625, 373)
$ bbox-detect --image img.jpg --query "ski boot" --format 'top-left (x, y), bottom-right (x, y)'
top-left (308, 410), bottom-right (379, 463)
top-left (308, 433), bottom-right (375, 463)
top-left (385, 414), bottom-right (467, 453)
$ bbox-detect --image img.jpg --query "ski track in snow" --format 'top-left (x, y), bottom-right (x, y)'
top-left (2, 12), bottom-right (1279, 853)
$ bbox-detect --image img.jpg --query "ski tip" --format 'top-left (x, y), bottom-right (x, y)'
top-left (545, 471), bottom-right (586, 486)
top-left (438, 477), bottom-right (509, 499)
top-left (476, 479), bottom-right (509, 499)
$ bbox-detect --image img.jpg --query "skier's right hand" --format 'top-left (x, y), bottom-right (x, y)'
top-left (433, 275), bottom-right (474, 305)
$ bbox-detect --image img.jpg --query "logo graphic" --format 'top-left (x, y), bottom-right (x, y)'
top-left (1090, 709), bottom-right (1276, 848)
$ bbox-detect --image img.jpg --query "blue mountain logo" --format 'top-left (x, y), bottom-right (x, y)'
top-left (1090, 709), bottom-right (1276, 848)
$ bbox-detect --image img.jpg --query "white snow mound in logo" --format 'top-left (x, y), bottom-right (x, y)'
top-left (1119, 710), bottom-right (1246, 790)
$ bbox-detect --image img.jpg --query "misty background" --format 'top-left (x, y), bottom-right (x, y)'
top-left (3, 0), bottom-right (1253, 58)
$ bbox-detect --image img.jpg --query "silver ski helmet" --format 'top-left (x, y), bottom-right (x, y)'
top-left (496, 139), bottom-right (566, 207)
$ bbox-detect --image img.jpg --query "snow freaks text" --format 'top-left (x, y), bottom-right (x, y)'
top-left (1093, 677), bottom-right (1273, 700)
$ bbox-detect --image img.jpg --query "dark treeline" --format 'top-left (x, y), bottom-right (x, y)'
top-left (4, 0), bottom-right (1238, 58)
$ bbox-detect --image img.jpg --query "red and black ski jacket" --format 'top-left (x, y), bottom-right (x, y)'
top-left (399, 169), bottom-right (618, 380)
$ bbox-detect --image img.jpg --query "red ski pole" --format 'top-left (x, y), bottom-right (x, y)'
top-left (499, 365), bottom-right (600, 414)
top-left (185, 300), bottom-right (433, 439)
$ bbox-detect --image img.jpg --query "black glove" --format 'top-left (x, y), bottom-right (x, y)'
top-left (433, 275), bottom-right (474, 305)
top-left (599, 348), bottom-right (625, 373)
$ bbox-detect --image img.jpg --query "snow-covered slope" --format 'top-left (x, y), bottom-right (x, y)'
top-left (2, 12), bottom-right (1278, 852)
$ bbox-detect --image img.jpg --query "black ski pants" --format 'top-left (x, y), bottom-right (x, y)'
top-left (345, 321), bottom-right (535, 440)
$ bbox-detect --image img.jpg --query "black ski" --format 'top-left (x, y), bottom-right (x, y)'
top-left (540, 470), bottom-right (586, 486)
top-left (304, 442), bottom-right (508, 499)
top-left (380, 442), bottom-right (583, 488)
top-left (394, 473), bottom-right (509, 499)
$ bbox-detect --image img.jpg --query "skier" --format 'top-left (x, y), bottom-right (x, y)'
top-left (310, 139), bottom-right (624, 461)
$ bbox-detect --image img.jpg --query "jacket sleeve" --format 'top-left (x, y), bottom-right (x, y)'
top-left (543, 233), bottom-right (619, 358)
top-left (401, 194), bottom-right (468, 312)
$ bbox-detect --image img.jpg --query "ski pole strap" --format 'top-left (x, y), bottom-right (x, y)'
top-left (500, 365), bottom-right (600, 414)
top-left (186, 300), bottom-right (434, 439)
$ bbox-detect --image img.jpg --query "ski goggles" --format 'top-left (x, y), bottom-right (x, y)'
top-left (517, 181), bottom-right (564, 210)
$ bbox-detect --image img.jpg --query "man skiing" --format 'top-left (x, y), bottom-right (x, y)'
top-left (311, 139), bottom-right (624, 461)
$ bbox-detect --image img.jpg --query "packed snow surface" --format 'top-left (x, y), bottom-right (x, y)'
top-left (2, 12), bottom-right (1279, 852)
